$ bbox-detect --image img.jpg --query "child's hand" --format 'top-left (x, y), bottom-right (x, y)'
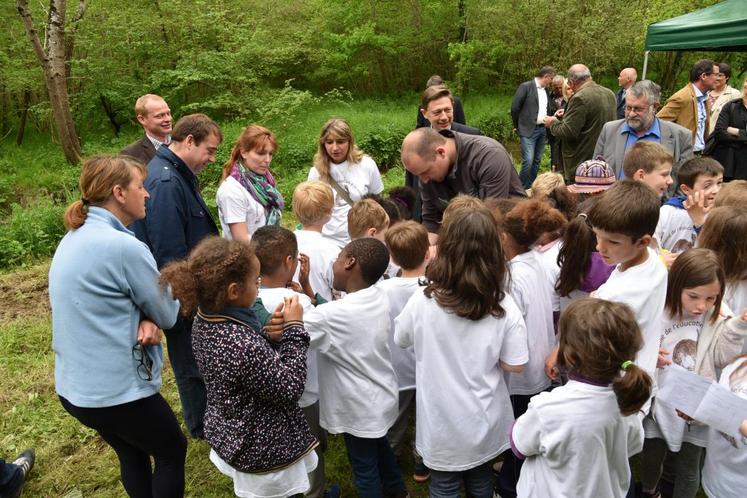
top-left (740, 309), bottom-right (747, 323)
top-left (286, 281), bottom-right (304, 293)
top-left (657, 347), bottom-right (672, 368)
top-left (660, 251), bottom-right (680, 269)
top-left (283, 295), bottom-right (303, 322)
top-left (544, 348), bottom-right (559, 380)
top-left (264, 303), bottom-right (285, 342)
top-left (137, 319), bottom-right (162, 345)
top-left (683, 190), bottom-right (711, 227)
top-left (740, 419), bottom-right (747, 438)
top-left (675, 409), bottom-right (694, 423)
top-left (298, 254), bottom-right (311, 284)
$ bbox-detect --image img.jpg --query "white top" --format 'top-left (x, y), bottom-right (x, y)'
top-left (304, 285), bottom-right (398, 437)
top-left (702, 357), bottom-right (747, 498)
top-left (307, 155), bottom-right (384, 248)
top-left (257, 288), bottom-right (318, 408)
top-left (535, 78), bottom-right (549, 124)
top-left (594, 248), bottom-right (667, 385)
top-left (210, 448), bottom-right (317, 498)
top-left (216, 176), bottom-right (266, 240)
top-left (514, 380), bottom-right (644, 498)
top-left (724, 281), bottom-right (747, 354)
top-left (506, 251), bottom-right (554, 395)
top-left (654, 204), bottom-right (696, 253)
top-left (394, 290), bottom-right (528, 471)
top-left (644, 313), bottom-right (708, 450)
top-left (293, 230), bottom-right (339, 302)
top-left (376, 276), bottom-right (422, 391)
top-left (533, 240), bottom-right (561, 313)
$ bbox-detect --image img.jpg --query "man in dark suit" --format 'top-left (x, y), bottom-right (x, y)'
top-left (416, 75), bottom-right (467, 129)
top-left (511, 66), bottom-right (555, 189)
top-left (616, 68), bottom-right (637, 119)
top-left (120, 94), bottom-right (172, 163)
top-left (407, 85), bottom-right (482, 220)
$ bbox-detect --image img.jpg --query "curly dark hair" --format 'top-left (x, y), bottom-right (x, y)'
top-left (252, 225), bottom-right (298, 276)
top-left (343, 238), bottom-right (390, 286)
top-left (159, 236), bottom-right (257, 315)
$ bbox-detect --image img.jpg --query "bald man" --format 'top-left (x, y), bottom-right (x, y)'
top-left (543, 64), bottom-right (617, 182)
top-left (401, 128), bottom-right (525, 243)
top-left (616, 68), bottom-right (638, 119)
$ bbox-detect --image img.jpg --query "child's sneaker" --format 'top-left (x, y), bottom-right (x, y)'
top-left (412, 461), bottom-right (430, 482)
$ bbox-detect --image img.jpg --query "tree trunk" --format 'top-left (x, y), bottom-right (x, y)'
top-left (99, 94), bottom-right (121, 136)
top-left (16, 90), bottom-right (31, 146)
top-left (17, 0), bottom-right (85, 164)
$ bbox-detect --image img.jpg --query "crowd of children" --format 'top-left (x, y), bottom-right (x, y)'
top-left (156, 139), bottom-right (747, 498)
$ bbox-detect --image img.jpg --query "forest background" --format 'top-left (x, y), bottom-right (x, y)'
top-left (0, 0), bottom-right (744, 496)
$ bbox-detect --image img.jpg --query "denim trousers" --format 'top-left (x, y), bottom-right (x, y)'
top-left (343, 433), bottom-right (406, 498)
top-left (519, 126), bottom-right (548, 189)
top-left (429, 461), bottom-right (494, 498)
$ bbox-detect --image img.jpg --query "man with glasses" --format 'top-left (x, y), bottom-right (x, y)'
top-left (594, 80), bottom-right (693, 183)
top-left (658, 59), bottom-right (719, 154)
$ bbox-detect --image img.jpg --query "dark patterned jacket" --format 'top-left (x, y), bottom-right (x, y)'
top-left (192, 308), bottom-right (318, 473)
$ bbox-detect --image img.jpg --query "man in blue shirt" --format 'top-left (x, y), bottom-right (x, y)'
top-left (594, 81), bottom-right (693, 187)
top-left (132, 113), bottom-right (222, 438)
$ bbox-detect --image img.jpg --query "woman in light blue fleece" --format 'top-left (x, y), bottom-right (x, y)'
top-left (49, 155), bottom-right (186, 498)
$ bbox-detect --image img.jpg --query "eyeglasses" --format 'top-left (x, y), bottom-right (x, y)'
top-left (132, 343), bottom-right (153, 381)
top-left (624, 105), bottom-right (652, 114)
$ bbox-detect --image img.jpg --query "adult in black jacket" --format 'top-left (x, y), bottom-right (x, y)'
top-left (710, 80), bottom-right (747, 180)
top-left (120, 94), bottom-right (172, 164)
top-left (415, 75), bottom-right (467, 129)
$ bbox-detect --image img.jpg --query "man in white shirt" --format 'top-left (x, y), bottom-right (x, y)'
top-left (511, 66), bottom-right (555, 189)
top-left (121, 94), bottom-right (172, 163)
top-left (616, 67), bottom-right (638, 119)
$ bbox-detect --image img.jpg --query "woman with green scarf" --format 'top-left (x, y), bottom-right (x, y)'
top-left (217, 124), bottom-right (284, 241)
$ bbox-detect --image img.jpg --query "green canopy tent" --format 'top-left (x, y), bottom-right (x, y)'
top-left (642, 0), bottom-right (747, 79)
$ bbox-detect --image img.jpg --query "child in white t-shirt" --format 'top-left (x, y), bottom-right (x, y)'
top-left (395, 205), bottom-right (528, 497)
top-left (654, 157), bottom-right (723, 253)
top-left (378, 221), bottom-right (430, 482)
top-left (698, 206), bottom-right (747, 353)
top-left (308, 118), bottom-right (384, 248)
top-left (252, 225), bottom-right (338, 498)
top-left (291, 181), bottom-right (339, 302)
top-left (303, 238), bottom-right (407, 497)
top-left (640, 249), bottom-right (747, 498)
top-left (493, 198), bottom-right (566, 498)
top-left (513, 298), bottom-right (652, 498)
top-left (702, 354), bottom-right (747, 498)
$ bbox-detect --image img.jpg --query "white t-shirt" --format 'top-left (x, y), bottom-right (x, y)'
top-left (724, 281), bottom-right (747, 354)
top-left (293, 230), bottom-right (339, 302)
top-left (216, 176), bottom-right (267, 240)
top-left (304, 285), bottom-right (398, 438)
top-left (513, 380), bottom-right (644, 498)
top-left (702, 357), bottom-right (747, 498)
top-left (594, 248), bottom-right (667, 384)
top-left (376, 276), bottom-right (422, 391)
top-left (654, 204), bottom-right (696, 253)
top-left (644, 313), bottom-right (708, 450)
top-left (257, 288), bottom-right (318, 408)
top-left (506, 251), bottom-right (554, 395)
top-left (394, 290), bottom-right (528, 472)
top-left (533, 240), bottom-right (561, 313)
top-left (307, 156), bottom-right (384, 248)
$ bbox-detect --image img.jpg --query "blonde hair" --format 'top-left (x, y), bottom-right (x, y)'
top-left (622, 141), bottom-right (673, 179)
top-left (347, 199), bottom-right (389, 239)
top-left (530, 172), bottom-right (565, 198)
top-left (292, 181), bottom-right (334, 226)
top-left (312, 118), bottom-right (364, 182)
top-left (715, 180), bottom-right (747, 210)
top-left (134, 94), bottom-right (164, 117)
top-left (64, 155), bottom-right (147, 230)
top-left (442, 195), bottom-right (484, 225)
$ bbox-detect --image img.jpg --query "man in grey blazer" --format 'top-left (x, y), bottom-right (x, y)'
top-left (121, 94), bottom-right (172, 164)
top-left (594, 80), bottom-right (693, 184)
top-left (511, 66), bottom-right (555, 188)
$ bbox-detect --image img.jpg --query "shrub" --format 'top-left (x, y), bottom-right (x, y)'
top-left (0, 198), bottom-right (67, 269)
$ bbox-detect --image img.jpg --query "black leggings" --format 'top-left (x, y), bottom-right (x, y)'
top-left (60, 393), bottom-right (187, 498)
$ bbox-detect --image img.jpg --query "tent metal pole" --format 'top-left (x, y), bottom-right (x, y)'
top-left (642, 50), bottom-right (650, 80)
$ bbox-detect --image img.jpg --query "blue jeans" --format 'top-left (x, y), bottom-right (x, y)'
top-left (343, 433), bottom-right (406, 498)
top-left (519, 126), bottom-right (547, 189)
top-left (165, 315), bottom-right (206, 438)
top-left (0, 458), bottom-right (23, 496)
top-left (429, 461), bottom-right (494, 498)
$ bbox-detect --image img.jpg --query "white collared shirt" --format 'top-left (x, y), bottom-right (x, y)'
top-left (535, 78), bottom-right (548, 124)
top-left (146, 133), bottom-right (171, 150)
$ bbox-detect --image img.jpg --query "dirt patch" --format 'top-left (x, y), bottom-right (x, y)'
top-left (0, 261), bottom-right (51, 323)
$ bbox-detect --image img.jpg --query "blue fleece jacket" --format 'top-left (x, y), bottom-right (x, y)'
top-left (49, 207), bottom-right (179, 408)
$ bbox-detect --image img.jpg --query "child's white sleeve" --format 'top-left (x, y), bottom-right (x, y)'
top-left (393, 296), bottom-right (416, 348)
top-left (303, 307), bottom-right (331, 353)
top-left (627, 416), bottom-right (645, 456)
top-left (512, 403), bottom-right (542, 458)
top-left (500, 297), bottom-right (529, 367)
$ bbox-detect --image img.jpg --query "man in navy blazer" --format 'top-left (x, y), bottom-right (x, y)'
top-left (615, 68), bottom-right (637, 119)
top-left (121, 94), bottom-right (172, 164)
top-left (511, 66), bottom-right (555, 188)
top-left (132, 113), bottom-right (222, 438)
top-left (594, 80), bottom-right (693, 191)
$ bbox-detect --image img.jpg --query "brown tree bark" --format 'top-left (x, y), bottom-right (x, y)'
top-left (16, 0), bottom-right (85, 164)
